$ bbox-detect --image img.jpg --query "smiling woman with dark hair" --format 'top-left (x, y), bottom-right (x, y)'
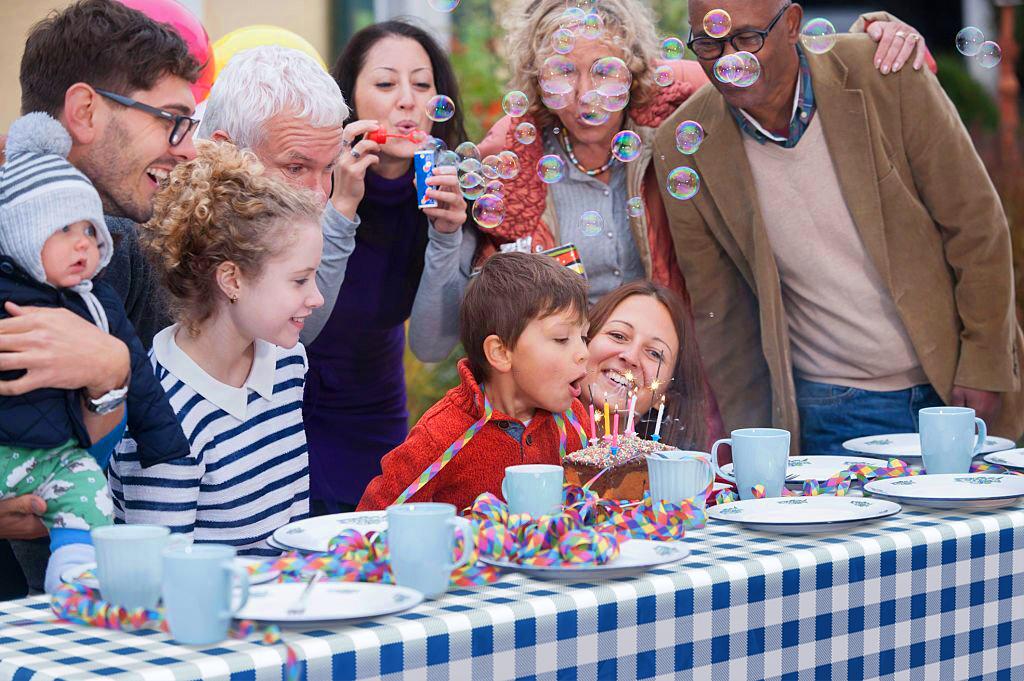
top-left (301, 19), bottom-right (471, 515)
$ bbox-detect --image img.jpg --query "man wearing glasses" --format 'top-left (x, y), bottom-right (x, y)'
top-left (654, 0), bottom-right (1023, 454)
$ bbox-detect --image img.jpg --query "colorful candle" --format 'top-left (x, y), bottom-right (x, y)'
top-left (588, 403), bottom-right (596, 440)
top-left (603, 400), bottom-right (610, 439)
top-left (651, 395), bottom-right (666, 441)
top-left (625, 391), bottom-right (637, 436)
top-left (612, 412), bottom-right (619, 447)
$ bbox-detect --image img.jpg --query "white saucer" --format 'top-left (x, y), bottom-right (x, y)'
top-left (61, 557), bottom-right (280, 590)
top-left (236, 581), bottom-right (423, 623)
top-left (272, 511), bottom-right (388, 552)
top-left (983, 448), bottom-right (1024, 471)
top-left (479, 539), bottom-right (690, 579)
top-left (864, 473), bottom-right (1024, 509)
top-left (707, 495), bottom-right (901, 533)
top-left (843, 433), bottom-right (1014, 459)
top-left (721, 455), bottom-right (888, 484)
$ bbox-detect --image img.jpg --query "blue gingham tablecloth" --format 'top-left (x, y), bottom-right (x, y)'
top-left (2, 503), bottom-right (1023, 681)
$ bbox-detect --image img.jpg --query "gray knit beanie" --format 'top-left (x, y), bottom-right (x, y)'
top-left (0, 112), bottom-right (111, 284)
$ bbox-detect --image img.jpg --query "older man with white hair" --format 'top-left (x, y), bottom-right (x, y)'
top-left (198, 44), bottom-right (367, 343)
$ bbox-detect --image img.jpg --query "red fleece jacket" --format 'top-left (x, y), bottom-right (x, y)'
top-left (358, 359), bottom-right (589, 512)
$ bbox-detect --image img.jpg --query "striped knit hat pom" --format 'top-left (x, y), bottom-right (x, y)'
top-left (7, 112), bottom-right (73, 159)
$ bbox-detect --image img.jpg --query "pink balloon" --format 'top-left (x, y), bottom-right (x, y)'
top-left (118, 0), bottom-right (215, 102)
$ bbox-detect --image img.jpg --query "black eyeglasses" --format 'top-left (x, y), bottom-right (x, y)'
top-left (94, 88), bottom-right (199, 147)
top-left (686, 3), bottom-right (791, 60)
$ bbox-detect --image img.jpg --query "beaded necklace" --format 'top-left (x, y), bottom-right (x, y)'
top-left (558, 127), bottom-right (616, 177)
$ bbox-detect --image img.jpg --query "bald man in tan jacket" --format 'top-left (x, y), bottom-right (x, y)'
top-left (654, 0), bottom-right (1022, 454)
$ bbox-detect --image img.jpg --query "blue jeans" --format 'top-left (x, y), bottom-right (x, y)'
top-left (795, 377), bottom-right (944, 454)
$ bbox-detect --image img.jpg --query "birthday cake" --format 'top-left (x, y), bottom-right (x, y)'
top-left (563, 435), bottom-right (670, 501)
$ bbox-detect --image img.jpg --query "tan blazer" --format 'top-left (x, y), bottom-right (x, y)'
top-left (653, 35), bottom-right (1024, 447)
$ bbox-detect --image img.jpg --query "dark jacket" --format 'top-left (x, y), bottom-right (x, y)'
top-left (0, 256), bottom-right (189, 466)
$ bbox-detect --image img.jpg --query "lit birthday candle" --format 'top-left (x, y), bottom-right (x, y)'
top-left (612, 412), bottom-right (619, 447)
top-left (651, 395), bottom-right (666, 441)
top-left (624, 391), bottom-right (637, 436)
top-left (603, 399), bottom-right (611, 440)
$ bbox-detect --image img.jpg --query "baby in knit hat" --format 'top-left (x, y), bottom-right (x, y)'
top-left (0, 113), bottom-right (189, 593)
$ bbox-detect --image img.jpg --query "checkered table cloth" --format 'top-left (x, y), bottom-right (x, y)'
top-left (2, 504), bottom-right (1023, 681)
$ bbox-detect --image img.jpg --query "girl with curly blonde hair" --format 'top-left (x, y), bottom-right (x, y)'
top-left (109, 140), bottom-right (325, 556)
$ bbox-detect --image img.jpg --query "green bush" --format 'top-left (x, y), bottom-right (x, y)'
top-left (934, 53), bottom-right (999, 132)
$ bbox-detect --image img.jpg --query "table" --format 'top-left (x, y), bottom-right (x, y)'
top-left (2, 503), bottom-right (1023, 680)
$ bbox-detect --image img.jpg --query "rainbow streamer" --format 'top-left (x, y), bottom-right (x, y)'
top-left (50, 583), bottom-right (300, 679)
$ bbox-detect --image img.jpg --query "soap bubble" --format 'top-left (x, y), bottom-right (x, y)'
top-left (703, 9), bottom-right (732, 39)
top-left (955, 26), bottom-right (984, 57)
top-left (435, 149), bottom-right (459, 168)
top-left (497, 150), bottom-right (520, 179)
top-left (578, 210), bottom-right (604, 237)
top-left (455, 141), bottom-right (481, 161)
top-left (425, 95), bottom-right (455, 122)
top-left (675, 120), bottom-right (704, 155)
top-left (459, 170), bottom-right (484, 189)
top-left (462, 179), bottom-right (486, 201)
top-left (514, 122), bottom-right (537, 145)
top-left (654, 65), bottom-right (675, 87)
top-left (560, 6), bottom-right (586, 32)
top-left (666, 166), bottom-right (700, 200)
top-left (427, 0), bottom-right (459, 11)
top-left (579, 89), bottom-right (611, 125)
top-left (566, 0), bottom-right (597, 10)
top-left (661, 37), bottom-right (685, 61)
top-left (713, 53), bottom-right (743, 84)
top-left (457, 157), bottom-right (482, 176)
top-left (472, 194), bottom-right (506, 229)
top-left (542, 90), bottom-right (573, 110)
top-left (502, 90), bottom-right (529, 117)
top-left (417, 136), bottom-right (446, 153)
top-left (539, 56), bottom-right (578, 110)
top-left (537, 154), bottom-right (566, 183)
top-left (732, 51), bottom-right (761, 88)
top-left (978, 41), bottom-right (1002, 68)
top-left (592, 56), bottom-right (632, 112)
top-left (800, 18), bottom-right (836, 55)
top-left (552, 27), bottom-right (575, 54)
top-left (481, 155), bottom-right (502, 180)
top-left (582, 12), bottom-right (604, 39)
top-left (610, 130), bottom-right (642, 162)
top-left (485, 179), bottom-right (504, 197)
top-left (627, 196), bottom-right (643, 217)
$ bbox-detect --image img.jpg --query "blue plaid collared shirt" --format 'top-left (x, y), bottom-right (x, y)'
top-left (730, 45), bottom-right (816, 148)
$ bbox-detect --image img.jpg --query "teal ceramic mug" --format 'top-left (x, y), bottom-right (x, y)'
top-left (161, 543), bottom-right (249, 645)
top-left (710, 428), bottom-right (791, 499)
top-left (919, 406), bottom-right (987, 474)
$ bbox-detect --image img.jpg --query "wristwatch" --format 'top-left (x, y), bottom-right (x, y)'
top-left (82, 370), bottom-right (130, 415)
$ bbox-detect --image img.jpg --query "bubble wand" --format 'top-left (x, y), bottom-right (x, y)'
top-left (366, 127), bottom-right (428, 145)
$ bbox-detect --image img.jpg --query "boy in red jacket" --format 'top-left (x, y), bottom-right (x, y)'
top-left (358, 252), bottom-right (590, 512)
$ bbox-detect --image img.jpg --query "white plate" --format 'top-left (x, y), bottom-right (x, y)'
top-left (842, 433), bottom-right (1015, 459)
top-left (61, 557), bottom-right (280, 590)
top-left (236, 581), bottom-right (423, 623)
top-left (864, 473), bottom-right (1024, 509)
top-left (721, 455), bottom-right (888, 484)
top-left (273, 511), bottom-right (388, 552)
top-left (983, 448), bottom-right (1024, 471)
top-left (479, 539), bottom-right (690, 579)
top-left (707, 496), bottom-right (901, 533)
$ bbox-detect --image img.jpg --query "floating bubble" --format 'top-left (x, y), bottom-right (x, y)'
top-left (800, 18), bottom-right (836, 55)
top-left (455, 141), bottom-right (481, 161)
top-left (626, 196), bottom-right (643, 218)
top-left (408, 130), bottom-right (429, 144)
top-left (485, 179), bottom-right (504, 197)
top-left (955, 26), bottom-right (985, 57)
top-left (472, 194), bottom-right (506, 229)
top-left (978, 41), bottom-right (1002, 68)
top-left (675, 120), bottom-right (704, 155)
top-left (578, 89), bottom-right (611, 126)
top-left (459, 170), bottom-right (484, 189)
top-left (541, 90), bottom-right (573, 110)
top-left (654, 65), bottom-right (675, 87)
top-left (667, 166), bottom-right (700, 200)
top-left (502, 90), bottom-right (529, 117)
top-left (592, 56), bottom-right (632, 112)
top-left (497, 150), bottom-right (520, 179)
top-left (713, 53), bottom-right (743, 84)
top-left (578, 210), bottom-right (604, 237)
top-left (425, 95), bottom-right (455, 122)
top-left (661, 36), bottom-right (685, 61)
top-left (481, 155), bottom-right (502, 180)
top-left (462, 180), bottom-right (486, 201)
top-left (417, 136), bottom-right (446, 153)
top-left (560, 6), bottom-right (586, 32)
top-left (435, 149), bottom-right (459, 168)
top-left (582, 12), bottom-right (604, 39)
top-left (610, 130), bottom-right (642, 162)
top-left (514, 122), bottom-right (537, 145)
top-left (539, 56), bottom-right (578, 102)
top-left (457, 157), bottom-right (482, 176)
top-left (537, 154), bottom-right (566, 183)
top-left (552, 27), bottom-right (576, 54)
top-left (427, 0), bottom-right (459, 11)
top-left (703, 9), bottom-right (732, 39)
top-left (732, 51), bottom-right (761, 88)
top-left (566, 0), bottom-right (597, 11)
